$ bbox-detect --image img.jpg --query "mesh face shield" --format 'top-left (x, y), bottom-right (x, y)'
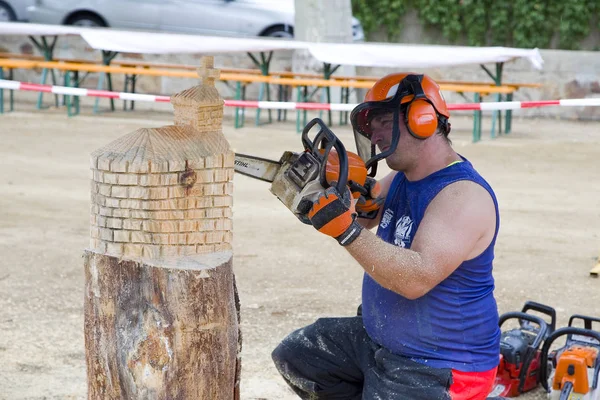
top-left (352, 106), bottom-right (401, 177)
top-left (350, 79), bottom-right (415, 177)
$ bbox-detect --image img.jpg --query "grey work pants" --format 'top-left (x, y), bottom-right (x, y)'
top-left (271, 316), bottom-right (454, 400)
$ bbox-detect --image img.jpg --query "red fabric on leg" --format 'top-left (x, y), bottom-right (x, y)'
top-left (449, 368), bottom-right (496, 400)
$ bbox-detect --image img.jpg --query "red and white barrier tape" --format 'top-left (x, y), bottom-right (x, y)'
top-left (2, 79), bottom-right (600, 111)
top-left (0, 80), bottom-right (172, 103)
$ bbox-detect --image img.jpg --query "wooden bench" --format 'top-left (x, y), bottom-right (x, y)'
top-left (0, 57), bottom-right (519, 141)
top-left (3, 59), bottom-right (514, 95)
top-left (114, 60), bottom-right (263, 75)
top-left (0, 51), bottom-right (540, 87)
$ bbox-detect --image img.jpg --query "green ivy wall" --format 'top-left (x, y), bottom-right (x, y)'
top-left (352, 0), bottom-right (600, 50)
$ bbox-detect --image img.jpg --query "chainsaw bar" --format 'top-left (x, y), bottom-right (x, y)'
top-left (234, 153), bottom-right (283, 183)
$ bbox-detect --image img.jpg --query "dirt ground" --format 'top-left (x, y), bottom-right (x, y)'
top-left (0, 102), bottom-right (599, 400)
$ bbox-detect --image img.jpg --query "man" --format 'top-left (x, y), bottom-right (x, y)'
top-left (272, 73), bottom-right (501, 400)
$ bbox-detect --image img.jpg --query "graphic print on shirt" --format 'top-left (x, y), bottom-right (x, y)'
top-left (394, 215), bottom-right (414, 248)
top-left (380, 209), bottom-right (394, 229)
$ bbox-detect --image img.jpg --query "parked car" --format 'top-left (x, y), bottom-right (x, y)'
top-left (0, 0), bottom-right (34, 22)
top-left (25, 0), bottom-right (365, 41)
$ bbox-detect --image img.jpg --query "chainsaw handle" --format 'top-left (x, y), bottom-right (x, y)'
top-left (539, 327), bottom-right (600, 392)
top-left (301, 118), bottom-right (349, 194)
top-left (499, 312), bottom-right (549, 350)
top-left (568, 314), bottom-right (600, 331)
top-left (522, 301), bottom-right (557, 333)
top-left (300, 117), bottom-right (321, 151)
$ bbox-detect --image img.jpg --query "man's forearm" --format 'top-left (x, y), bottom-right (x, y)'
top-left (344, 228), bottom-right (431, 299)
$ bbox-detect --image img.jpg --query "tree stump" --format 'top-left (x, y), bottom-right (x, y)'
top-left (84, 57), bottom-right (241, 400)
top-left (83, 252), bottom-right (239, 399)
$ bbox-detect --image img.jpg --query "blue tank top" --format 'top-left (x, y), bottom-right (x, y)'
top-left (362, 156), bottom-right (501, 372)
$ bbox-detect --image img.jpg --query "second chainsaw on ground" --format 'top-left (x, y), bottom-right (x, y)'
top-left (489, 301), bottom-right (557, 398)
top-left (540, 314), bottom-right (600, 400)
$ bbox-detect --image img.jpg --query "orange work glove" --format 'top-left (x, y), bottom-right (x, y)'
top-left (307, 186), bottom-right (363, 246)
top-left (352, 177), bottom-right (384, 220)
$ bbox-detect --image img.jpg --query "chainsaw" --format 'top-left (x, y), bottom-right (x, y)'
top-left (540, 314), bottom-right (600, 400)
top-left (233, 118), bottom-right (378, 223)
top-left (489, 301), bottom-right (557, 398)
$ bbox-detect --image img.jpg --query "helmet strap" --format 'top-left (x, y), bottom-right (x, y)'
top-left (365, 107), bottom-right (402, 177)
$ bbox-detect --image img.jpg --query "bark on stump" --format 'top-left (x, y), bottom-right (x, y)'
top-left (84, 57), bottom-right (241, 400)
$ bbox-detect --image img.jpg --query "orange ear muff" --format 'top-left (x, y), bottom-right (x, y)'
top-left (406, 100), bottom-right (438, 139)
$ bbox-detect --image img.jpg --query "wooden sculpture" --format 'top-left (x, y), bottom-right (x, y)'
top-left (84, 57), bottom-right (240, 400)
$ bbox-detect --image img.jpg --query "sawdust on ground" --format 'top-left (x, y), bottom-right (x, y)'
top-left (0, 104), bottom-right (599, 400)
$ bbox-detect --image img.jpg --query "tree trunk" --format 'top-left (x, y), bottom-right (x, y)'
top-left (83, 250), bottom-right (240, 400)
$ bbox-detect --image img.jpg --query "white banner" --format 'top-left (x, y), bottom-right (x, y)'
top-left (0, 22), bottom-right (543, 70)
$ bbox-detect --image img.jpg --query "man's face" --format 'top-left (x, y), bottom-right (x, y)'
top-left (368, 109), bottom-right (420, 171)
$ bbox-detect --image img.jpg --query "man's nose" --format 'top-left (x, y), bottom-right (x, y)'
top-left (370, 128), bottom-right (386, 145)
top-left (370, 132), bottom-right (381, 145)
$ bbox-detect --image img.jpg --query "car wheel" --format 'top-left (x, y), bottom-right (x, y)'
top-left (65, 13), bottom-right (107, 27)
top-left (261, 25), bottom-right (294, 39)
top-left (0, 1), bottom-right (17, 22)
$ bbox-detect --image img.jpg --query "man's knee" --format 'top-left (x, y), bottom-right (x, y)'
top-left (271, 322), bottom-right (318, 377)
top-left (271, 324), bottom-right (313, 383)
top-left (271, 341), bottom-right (292, 373)
top-left (271, 341), bottom-right (320, 398)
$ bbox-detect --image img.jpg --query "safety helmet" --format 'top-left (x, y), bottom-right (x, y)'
top-left (350, 73), bottom-right (451, 176)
